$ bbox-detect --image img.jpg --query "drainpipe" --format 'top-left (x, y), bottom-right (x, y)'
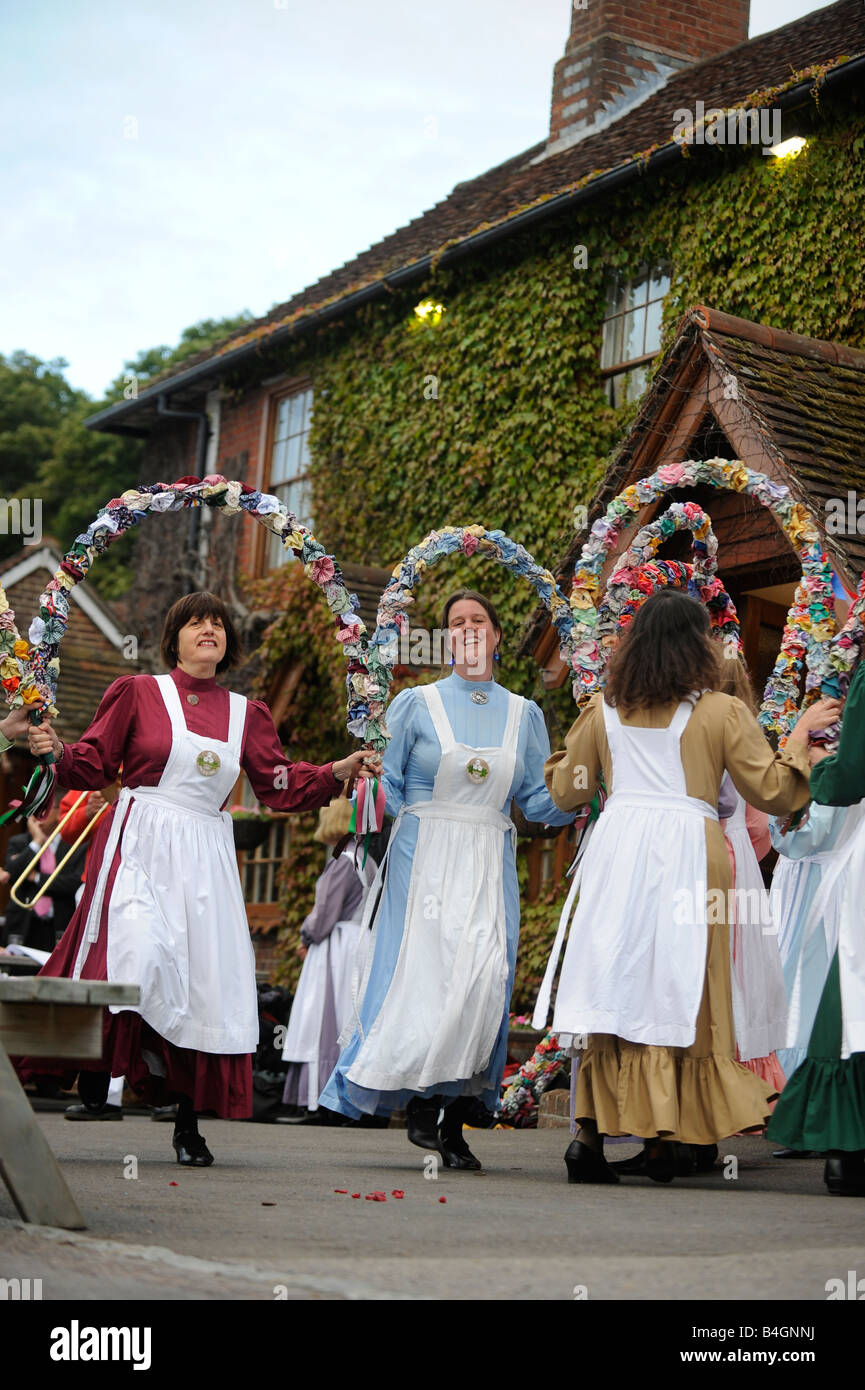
top-left (156, 394), bottom-right (209, 584)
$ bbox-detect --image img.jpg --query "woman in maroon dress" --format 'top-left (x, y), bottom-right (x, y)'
top-left (26, 591), bottom-right (374, 1166)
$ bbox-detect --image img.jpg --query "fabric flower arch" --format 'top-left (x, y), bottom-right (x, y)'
top-left (569, 458), bottom-right (839, 735)
top-left (0, 476), bottom-right (370, 736)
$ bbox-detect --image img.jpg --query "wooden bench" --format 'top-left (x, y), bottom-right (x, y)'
top-left (0, 975), bottom-right (140, 1230)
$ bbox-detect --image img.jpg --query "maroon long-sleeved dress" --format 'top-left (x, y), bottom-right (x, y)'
top-left (24, 667), bottom-right (341, 1117)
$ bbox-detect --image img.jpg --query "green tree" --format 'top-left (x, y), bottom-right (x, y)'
top-left (0, 313), bottom-right (256, 590)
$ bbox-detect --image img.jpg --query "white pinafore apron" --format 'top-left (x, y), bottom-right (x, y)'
top-left (725, 791), bottom-right (787, 1061)
top-left (346, 683), bottom-right (523, 1093)
top-left (549, 696), bottom-right (717, 1048)
top-left (72, 674), bottom-right (258, 1055)
top-left (787, 801), bottom-right (865, 1058)
top-left (281, 850), bottom-right (375, 1109)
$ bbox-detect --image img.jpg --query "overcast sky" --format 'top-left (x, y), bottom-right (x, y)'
top-left (0, 0), bottom-right (833, 397)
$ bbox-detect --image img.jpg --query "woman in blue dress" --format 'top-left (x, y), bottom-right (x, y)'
top-left (320, 590), bottom-right (573, 1168)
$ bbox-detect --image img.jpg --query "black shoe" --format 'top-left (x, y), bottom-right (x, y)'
top-left (172, 1131), bottom-right (214, 1167)
top-left (824, 1155), bottom-right (865, 1196)
top-left (440, 1134), bottom-right (482, 1171)
top-left (608, 1147), bottom-right (649, 1176)
top-left (692, 1143), bottom-right (719, 1173)
top-left (771, 1146), bottom-right (819, 1159)
top-left (644, 1141), bottom-right (695, 1184)
top-left (64, 1103), bottom-right (123, 1121)
top-left (564, 1140), bottom-right (619, 1185)
top-left (406, 1096), bottom-right (442, 1151)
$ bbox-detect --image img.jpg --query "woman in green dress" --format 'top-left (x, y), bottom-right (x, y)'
top-left (767, 656), bottom-right (865, 1195)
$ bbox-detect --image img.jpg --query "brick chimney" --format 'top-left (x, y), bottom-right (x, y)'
top-left (546, 0), bottom-right (751, 154)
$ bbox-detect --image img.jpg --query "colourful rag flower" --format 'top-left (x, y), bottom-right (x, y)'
top-left (309, 556), bottom-right (335, 585)
top-left (13, 640), bottom-right (29, 659)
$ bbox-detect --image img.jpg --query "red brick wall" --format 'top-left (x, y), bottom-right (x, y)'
top-left (550, 0), bottom-right (750, 145)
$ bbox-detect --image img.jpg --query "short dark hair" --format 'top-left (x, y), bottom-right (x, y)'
top-left (604, 588), bottom-right (721, 711)
top-left (160, 592), bottom-right (242, 674)
top-left (441, 590), bottom-right (504, 642)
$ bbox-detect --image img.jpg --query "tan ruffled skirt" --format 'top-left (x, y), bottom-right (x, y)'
top-left (574, 920), bottom-right (778, 1145)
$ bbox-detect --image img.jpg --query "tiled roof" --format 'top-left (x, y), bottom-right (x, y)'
top-left (519, 304), bottom-right (865, 656)
top-left (145, 0), bottom-right (865, 389)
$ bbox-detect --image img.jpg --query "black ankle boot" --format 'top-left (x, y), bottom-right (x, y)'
top-left (564, 1140), bottom-right (619, 1184)
top-left (824, 1154), bottom-right (865, 1196)
top-left (439, 1100), bottom-right (482, 1170)
top-left (172, 1130), bottom-right (214, 1167)
top-left (406, 1096), bottom-right (442, 1150)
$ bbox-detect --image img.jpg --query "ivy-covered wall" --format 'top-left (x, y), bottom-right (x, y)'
top-left (245, 89), bottom-right (865, 990)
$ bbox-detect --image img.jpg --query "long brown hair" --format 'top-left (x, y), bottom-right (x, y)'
top-left (604, 589), bottom-right (721, 711)
top-left (718, 653), bottom-right (757, 714)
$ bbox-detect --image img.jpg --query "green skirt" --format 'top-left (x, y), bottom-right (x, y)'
top-left (768, 953), bottom-right (865, 1152)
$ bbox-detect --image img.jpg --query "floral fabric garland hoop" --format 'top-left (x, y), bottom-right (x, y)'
top-left (595, 502), bottom-right (742, 659)
top-left (362, 524), bottom-right (578, 753)
top-left (569, 458), bottom-right (834, 735)
top-left (0, 475), bottom-right (373, 746)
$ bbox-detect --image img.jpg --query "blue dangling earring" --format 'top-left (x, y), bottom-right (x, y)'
top-left (449, 654), bottom-right (455, 666)
top-left (493, 648), bottom-right (501, 663)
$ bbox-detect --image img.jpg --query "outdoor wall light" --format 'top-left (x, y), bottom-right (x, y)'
top-left (769, 136), bottom-right (807, 159)
top-left (413, 300), bottom-right (445, 325)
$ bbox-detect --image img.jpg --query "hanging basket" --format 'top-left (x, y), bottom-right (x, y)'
top-left (232, 817), bottom-right (272, 852)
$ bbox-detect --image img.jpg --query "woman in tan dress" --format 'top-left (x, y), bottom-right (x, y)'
top-left (544, 589), bottom-right (839, 1184)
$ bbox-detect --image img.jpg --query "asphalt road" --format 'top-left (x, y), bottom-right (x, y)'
top-left (1, 1114), bottom-right (861, 1302)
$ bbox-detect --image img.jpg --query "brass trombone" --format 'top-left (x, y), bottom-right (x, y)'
top-left (9, 785), bottom-right (117, 910)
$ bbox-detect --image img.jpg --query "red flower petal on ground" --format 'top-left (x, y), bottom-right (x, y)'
top-left (351, 1193), bottom-right (361, 1198)
top-left (439, 1196), bottom-right (447, 1203)
top-left (391, 1190), bottom-right (405, 1198)
top-left (334, 1189), bottom-right (348, 1194)
top-left (169, 1181), bottom-right (178, 1187)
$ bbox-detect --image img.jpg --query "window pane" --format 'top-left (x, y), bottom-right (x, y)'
top-left (625, 266), bottom-right (648, 311)
top-left (622, 308), bottom-right (643, 362)
top-left (644, 294), bottom-right (664, 355)
top-left (271, 438), bottom-right (289, 485)
top-left (605, 271), bottom-right (624, 317)
top-left (624, 362), bottom-right (650, 404)
top-left (275, 397), bottom-right (291, 438)
top-left (600, 313), bottom-right (624, 369)
top-left (301, 389), bottom-right (314, 433)
top-left (284, 432), bottom-right (302, 478)
top-left (286, 477), bottom-right (313, 528)
top-left (286, 393), bottom-right (305, 436)
top-left (649, 265), bottom-right (670, 300)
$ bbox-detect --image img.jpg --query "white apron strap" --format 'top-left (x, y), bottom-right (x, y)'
top-left (154, 673), bottom-right (187, 735)
top-left (668, 698), bottom-right (696, 739)
top-left (421, 683), bottom-right (454, 751)
top-left (226, 691), bottom-right (246, 759)
top-left (502, 691), bottom-right (525, 754)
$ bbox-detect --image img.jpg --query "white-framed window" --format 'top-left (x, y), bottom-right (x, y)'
top-left (600, 263), bottom-right (671, 408)
top-left (267, 386), bottom-right (313, 569)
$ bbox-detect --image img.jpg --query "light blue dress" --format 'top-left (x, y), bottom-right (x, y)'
top-left (770, 803), bottom-right (853, 1078)
top-left (319, 672), bottom-right (573, 1118)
